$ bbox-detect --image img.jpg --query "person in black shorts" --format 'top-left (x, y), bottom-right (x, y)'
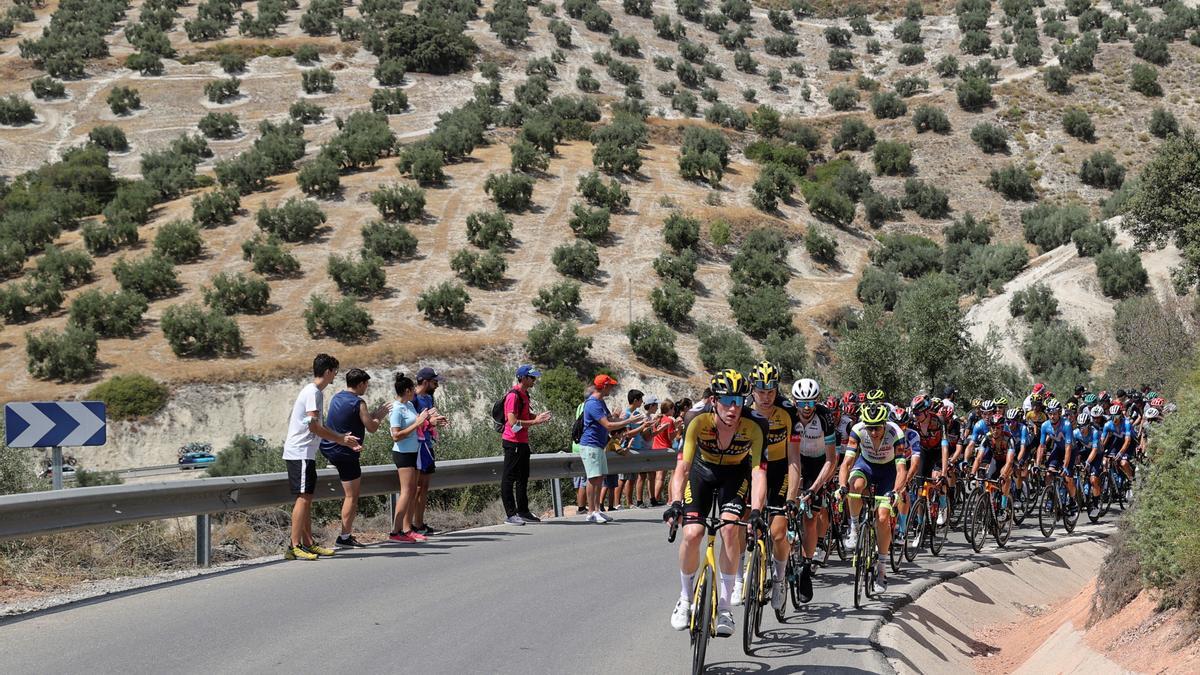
top-left (788, 378), bottom-right (837, 603)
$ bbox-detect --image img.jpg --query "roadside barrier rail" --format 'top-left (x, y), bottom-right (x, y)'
top-left (0, 451), bottom-right (678, 565)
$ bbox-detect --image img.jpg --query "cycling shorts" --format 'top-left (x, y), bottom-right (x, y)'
top-left (766, 458), bottom-right (789, 512)
top-left (799, 454), bottom-right (828, 493)
top-left (849, 456), bottom-right (898, 497)
top-left (1087, 452), bottom-right (1104, 477)
top-left (683, 458), bottom-right (750, 524)
top-left (917, 447), bottom-right (942, 481)
top-left (1046, 454), bottom-right (1074, 478)
top-left (983, 456), bottom-right (1002, 482)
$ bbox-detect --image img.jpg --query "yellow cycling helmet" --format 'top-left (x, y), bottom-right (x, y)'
top-left (994, 395), bottom-right (1009, 407)
top-left (971, 397), bottom-right (983, 409)
top-left (710, 369), bottom-right (749, 397)
top-left (866, 389), bottom-right (886, 402)
top-left (860, 403), bottom-right (889, 425)
top-left (750, 361), bottom-right (780, 390)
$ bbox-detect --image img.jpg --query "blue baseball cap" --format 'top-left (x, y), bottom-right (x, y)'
top-left (516, 364), bottom-right (542, 379)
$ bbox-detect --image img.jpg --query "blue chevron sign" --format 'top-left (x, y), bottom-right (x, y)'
top-left (5, 402), bottom-right (107, 448)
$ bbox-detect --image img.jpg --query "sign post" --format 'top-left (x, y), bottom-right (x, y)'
top-left (5, 402), bottom-right (107, 490)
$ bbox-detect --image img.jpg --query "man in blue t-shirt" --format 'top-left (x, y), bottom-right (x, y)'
top-left (319, 368), bottom-right (393, 548)
top-left (578, 375), bottom-right (643, 523)
top-left (411, 367), bottom-right (448, 536)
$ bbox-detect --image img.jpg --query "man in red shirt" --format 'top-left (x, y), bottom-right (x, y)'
top-left (502, 365), bottom-right (552, 526)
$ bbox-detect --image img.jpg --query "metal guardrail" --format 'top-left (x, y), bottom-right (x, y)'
top-left (0, 451), bottom-right (678, 563)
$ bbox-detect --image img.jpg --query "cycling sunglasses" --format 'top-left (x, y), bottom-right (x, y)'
top-left (716, 395), bottom-right (745, 408)
top-left (795, 400), bottom-right (816, 409)
top-left (753, 383), bottom-right (778, 391)
top-left (863, 424), bottom-right (884, 431)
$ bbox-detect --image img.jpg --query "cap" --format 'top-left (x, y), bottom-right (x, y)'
top-left (416, 367), bottom-right (439, 382)
top-left (516, 364), bottom-right (542, 379)
top-left (594, 374), bottom-right (618, 388)
top-left (644, 395), bottom-right (660, 405)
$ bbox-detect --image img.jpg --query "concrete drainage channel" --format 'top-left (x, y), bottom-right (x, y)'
top-left (869, 523), bottom-right (1116, 674)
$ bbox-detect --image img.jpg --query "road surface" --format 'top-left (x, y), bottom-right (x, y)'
top-left (0, 508), bottom-right (1111, 674)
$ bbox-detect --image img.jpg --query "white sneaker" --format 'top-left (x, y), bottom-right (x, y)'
top-left (731, 580), bottom-right (744, 606)
top-left (597, 510), bottom-right (614, 522)
top-left (670, 597), bottom-right (691, 631)
top-left (843, 526), bottom-right (858, 550)
top-left (936, 508), bottom-right (947, 526)
top-left (590, 512), bottom-right (607, 524)
top-left (715, 609), bottom-right (735, 637)
top-left (872, 562), bottom-right (888, 596)
top-left (770, 575), bottom-right (785, 610)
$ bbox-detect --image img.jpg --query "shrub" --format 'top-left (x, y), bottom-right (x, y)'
top-left (1021, 202), bottom-right (1090, 252)
top-left (577, 173), bottom-right (630, 211)
top-left (533, 280), bottom-right (582, 320)
top-left (956, 77), bottom-right (993, 111)
top-left (68, 289), bottom-right (147, 338)
top-left (857, 265), bottom-right (902, 310)
top-left (894, 77), bottom-right (929, 99)
top-left (873, 141), bottom-right (912, 176)
top-left (33, 246), bottom-right (93, 289)
top-left (354, 220), bottom-right (416, 263)
top-left (1095, 247), bottom-right (1147, 299)
top-left (396, 144), bottom-right (446, 185)
top-left (898, 44), bottom-right (925, 65)
top-left (729, 284), bottom-right (793, 340)
top-left (294, 45), bottom-right (320, 66)
top-left (960, 30), bottom-right (991, 55)
top-left (371, 88), bottom-right (409, 114)
top-left (552, 240), bottom-right (600, 280)
top-left (301, 68), bottom-right (335, 94)
top-left (828, 49), bottom-right (853, 70)
top-left (297, 156), bottom-right (341, 199)
top-left (1043, 65), bottom-right (1071, 94)
top-left (374, 59), bottom-right (406, 86)
top-left (831, 118), bottom-right (875, 152)
top-left (31, 77), bottom-right (66, 100)
top-left (241, 233), bottom-right (299, 277)
top-left (1080, 151), bottom-right (1126, 190)
top-left (912, 105), bottom-right (950, 134)
top-left (862, 191), bottom-right (900, 227)
top-left (1131, 63), bottom-right (1162, 97)
top-left (107, 86), bottom-right (141, 115)
top-left (25, 326), bottom-right (98, 382)
top-left (81, 221), bottom-right (138, 256)
top-left (827, 85), bottom-right (859, 111)
top-left (1134, 34), bottom-right (1170, 66)
top-left (901, 179), bottom-right (950, 219)
top-left (1062, 108), bottom-right (1095, 142)
top-left (647, 279), bottom-right (693, 328)
top-left (192, 187), bottom-right (240, 228)
top-left (1072, 221), bottom-right (1115, 257)
top-left (1022, 320), bottom-right (1093, 378)
top-left (509, 140), bottom-right (548, 174)
top-left (805, 227), bottom-right (837, 264)
top-left (568, 204), bottom-right (610, 242)
top-left (0, 94), bottom-right (34, 127)
top-left (663, 213), bottom-right (701, 252)
top-left (988, 164), bottom-right (1037, 200)
top-left (153, 219), bottom-right (203, 263)
top-left (87, 374), bottom-right (168, 420)
top-left (1013, 41), bottom-right (1043, 66)
top-left (871, 233), bottom-right (942, 279)
top-left (257, 198), bottom-right (326, 242)
top-left (484, 172), bottom-right (535, 212)
top-left (290, 100), bottom-right (325, 125)
top-left (198, 112), bottom-right (240, 140)
top-left (304, 294), bottom-right (373, 342)
top-left (417, 281), bottom-right (471, 325)
top-left (198, 272), bottom-right (269, 315)
top-left (517, 319), bottom-right (589, 368)
top-left (870, 92), bottom-right (907, 119)
top-left (807, 184), bottom-right (856, 227)
top-left (370, 184), bottom-right (425, 222)
top-left (1149, 108), bottom-right (1179, 139)
top-left (626, 317), bottom-right (677, 368)
top-left (88, 125), bottom-right (129, 152)
top-left (328, 253), bottom-right (387, 297)
top-left (935, 55), bottom-right (960, 78)
top-left (204, 77), bottom-right (241, 103)
top-left (752, 165), bottom-right (794, 212)
top-left (0, 278), bottom-right (63, 322)
top-left (1009, 283), bottom-right (1059, 324)
top-left (653, 249), bottom-right (698, 287)
top-left (970, 122), bottom-right (1009, 153)
top-left (161, 303), bottom-right (242, 357)
top-left (214, 150), bottom-right (272, 195)
top-left (696, 322), bottom-right (755, 372)
top-left (957, 243), bottom-right (1028, 296)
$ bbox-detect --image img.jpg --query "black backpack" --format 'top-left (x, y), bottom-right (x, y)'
top-left (571, 403), bottom-right (586, 444)
top-left (491, 388), bottom-right (524, 433)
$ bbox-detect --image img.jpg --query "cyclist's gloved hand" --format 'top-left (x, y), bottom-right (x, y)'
top-left (748, 508), bottom-right (764, 533)
top-left (835, 485), bottom-right (848, 500)
top-left (662, 501), bottom-right (682, 524)
top-left (886, 490), bottom-right (897, 506)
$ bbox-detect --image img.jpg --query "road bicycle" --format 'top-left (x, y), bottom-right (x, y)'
top-left (1035, 466), bottom-right (1079, 537)
top-left (824, 478), bottom-right (847, 564)
top-left (741, 511), bottom-right (770, 654)
top-left (783, 492), bottom-right (813, 614)
top-left (966, 477), bottom-right (1013, 552)
top-left (903, 475), bottom-right (946, 561)
top-left (946, 461), bottom-right (969, 531)
top-left (849, 486), bottom-right (895, 610)
top-left (666, 495), bottom-right (748, 675)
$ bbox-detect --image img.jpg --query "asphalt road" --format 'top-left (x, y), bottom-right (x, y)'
top-left (0, 507), bottom-right (1112, 674)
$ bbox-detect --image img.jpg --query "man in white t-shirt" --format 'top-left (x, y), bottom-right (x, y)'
top-left (283, 353), bottom-right (362, 561)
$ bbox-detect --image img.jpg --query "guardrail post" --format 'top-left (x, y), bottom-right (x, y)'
top-left (51, 447), bottom-right (63, 490)
top-left (551, 477), bottom-right (564, 518)
top-left (196, 514), bottom-right (211, 568)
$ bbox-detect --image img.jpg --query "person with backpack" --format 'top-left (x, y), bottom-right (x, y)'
top-left (500, 365), bottom-right (553, 526)
top-left (577, 374), bottom-right (645, 523)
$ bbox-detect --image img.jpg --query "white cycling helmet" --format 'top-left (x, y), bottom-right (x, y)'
top-left (1089, 404), bottom-right (1106, 418)
top-left (1145, 406), bottom-right (1161, 420)
top-left (791, 378), bottom-right (820, 401)
top-left (1109, 404), bottom-right (1123, 416)
top-left (1076, 411), bottom-right (1091, 426)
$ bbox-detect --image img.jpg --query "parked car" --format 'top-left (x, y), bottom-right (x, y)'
top-left (179, 452), bottom-right (216, 469)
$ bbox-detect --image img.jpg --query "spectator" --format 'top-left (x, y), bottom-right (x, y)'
top-left (411, 367), bottom-right (449, 536)
top-left (650, 398), bottom-right (677, 506)
top-left (319, 368), bottom-right (393, 548)
top-left (502, 365), bottom-right (553, 526)
top-left (390, 373), bottom-right (433, 543)
top-left (572, 384), bottom-right (596, 514)
top-left (283, 353), bottom-right (361, 561)
top-left (634, 395), bottom-right (660, 507)
top-left (579, 375), bottom-right (644, 523)
top-left (615, 389), bottom-right (646, 509)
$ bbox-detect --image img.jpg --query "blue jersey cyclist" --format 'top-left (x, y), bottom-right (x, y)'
top-left (963, 405), bottom-right (1017, 513)
top-left (1101, 404), bottom-right (1137, 484)
top-left (1076, 411), bottom-right (1105, 519)
top-left (837, 403), bottom-right (905, 596)
top-left (1036, 398), bottom-right (1080, 510)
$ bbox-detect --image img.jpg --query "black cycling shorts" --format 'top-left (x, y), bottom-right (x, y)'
top-left (683, 458), bottom-right (750, 524)
top-left (917, 446), bottom-right (943, 480)
top-left (767, 458), bottom-right (789, 511)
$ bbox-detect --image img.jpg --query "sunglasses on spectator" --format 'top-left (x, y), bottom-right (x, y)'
top-left (796, 400), bottom-right (816, 409)
top-left (716, 395), bottom-right (745, 408)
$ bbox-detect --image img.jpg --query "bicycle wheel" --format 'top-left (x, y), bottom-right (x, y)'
top-left (816, 513), bottom-right (833, 567)
top-left (691, 567), bottom-right (713, 675)
top-left (832, 509), bottom-right (847, 561)
top-left (1037, 484), bottom-right (1056, 538)
top-left (742, 544), bottom-right (760, 654)
top-left (1062, 485), bottom-right (1078, 534)
top-left (787, 549), bottom-right (803, 612)
top-left (1013, 479), bottom-right (1030, 526)
top-left (995, 494), bottom-right (1013, 548)
top-left (929, 494), bottom-right (946, 556)
top-left (753, 544), bottom-right (766, 638)
top-left (905, 498), bottom-right (926, 563)
top-left (949, 480), bottom-right (967, 529)
top-left (962, 490), bottom-right (981, 544)
top-left (889, 516), bottom-right (902, 574)
top-left (852, 543), bottom-right (864, 609)
top-left (864, 523), bottom-right (878, 599)
top-left (969, 493), bottom-right (988, 553)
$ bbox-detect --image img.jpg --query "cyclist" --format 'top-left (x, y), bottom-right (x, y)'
top-left (963, 404), bottom-right (1016, 516)
top-left (912, 395), bottom-right (951, 525)
top-left (1022, 383), bottom-right (1047, 412)
top-left (838, 403), bottom-right (906, 596)
top-left (664, 370), bottom-right (768, 637)
top-left (890, 407), bottom-right (920, 537)
top-left (1078, 411), bottom-right (1104, 519)
top-left (964, 398), bottom-right (984, 437)
top-left (964, 399), bottom-right (996, 468)
top-left (837, 401), bottom-right (858, 458)
top-left (747, 361), bottom-right (801, 612)
top-left (1100, 403), bottom-right (1135, 483)
top-left (788, 377), bottom-right (837, 604)
top-left (1036, 398), bottom-right (1078, 514)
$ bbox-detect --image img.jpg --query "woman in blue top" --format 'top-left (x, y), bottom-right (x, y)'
top-left (390, 373), bottom-right (432, 543)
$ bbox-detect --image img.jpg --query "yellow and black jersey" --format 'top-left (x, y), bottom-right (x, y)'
top-left (682, 408), bottom-right (768, 468)
top-left (757, 400), bottom-right (801, 462)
